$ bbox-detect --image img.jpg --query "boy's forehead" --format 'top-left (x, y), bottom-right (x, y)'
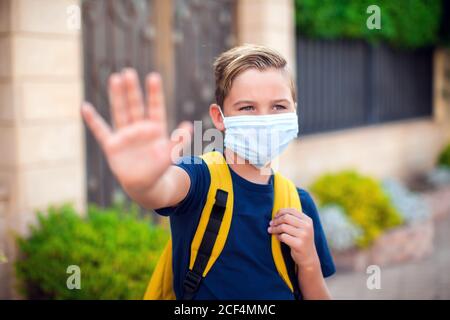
top-left (225, 68), bottom-right (293, 104)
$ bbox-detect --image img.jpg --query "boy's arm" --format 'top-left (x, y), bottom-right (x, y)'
top-left (81, 68), bottom-right (192, 210)
top-left (125, 165), bottom-right (191, 210)
top-left (296, 260), bottom-right (331, 300)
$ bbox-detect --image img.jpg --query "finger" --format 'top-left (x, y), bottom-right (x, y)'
top-left (270, 213), bottom-right (303, 228)
top-left (276, 233), bottom-right (298, 249)
top-left (81, 102), bottom-right (112, 148)
top-left (146, 72), bottom-right (167, 134)
top-left (276, 208), bottom-right (311, 222)
top-left (168, 121), bottom-right (193, 163)
top-left (268, 223), bottom-right (302, 237)
top-left (273, 210), bottom-right (303, 224)
top-left (108, 73), bottom-right (129, 129)
top-left (122, 68), bottom-right (145, 123)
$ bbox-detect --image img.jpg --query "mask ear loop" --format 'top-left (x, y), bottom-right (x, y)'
top-left (217, 106), bottom-right (226, 155)
top-left (217, 106), bottom-right (225, 120)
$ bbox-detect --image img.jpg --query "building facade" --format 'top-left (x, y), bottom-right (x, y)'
top-left (0, 0), bottom-right (449, 299)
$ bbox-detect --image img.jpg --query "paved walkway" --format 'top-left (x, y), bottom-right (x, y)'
top-left (326, 214), bottom-right (450, 299)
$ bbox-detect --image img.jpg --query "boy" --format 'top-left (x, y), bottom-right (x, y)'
top-left (81, 44), bottom-right (335, 300)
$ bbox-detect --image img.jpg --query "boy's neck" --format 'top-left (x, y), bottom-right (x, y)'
top-left (224, 148), bottom-right (272, 185)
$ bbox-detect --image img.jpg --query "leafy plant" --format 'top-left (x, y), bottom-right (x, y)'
top-left (437, 142), bottom-right (450, 168)
top-left (15, 203), bottom-right (169, 300)
top-left (0, 250), bottom-right (7, 264)
top-left (382, 178), bottom-right (430, 224)
top-left (311, 170), bottom-right (403, 248)
top-left (295, 0), bottom-right (443, 49)
top-left (427, 166), bottom-right (450, 187)
top-left (318, 204), bottom-right (362, 251)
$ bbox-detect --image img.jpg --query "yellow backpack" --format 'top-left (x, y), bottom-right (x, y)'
top-left (143, 151), bottom-right (302, 300)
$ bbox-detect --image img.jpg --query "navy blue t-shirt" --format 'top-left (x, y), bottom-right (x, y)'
top-left (156, 156), bottom-right (335, 300)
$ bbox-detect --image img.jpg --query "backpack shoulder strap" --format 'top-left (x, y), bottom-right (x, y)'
top-left (182, 151), bottom-right (234, 299)
top-left (272, 171), bottom-right (303, 297)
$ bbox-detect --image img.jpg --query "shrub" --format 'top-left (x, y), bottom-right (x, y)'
top-left (382, 178), bottom-right (431, 224)
top-left (295, 0), bottom-right (443, 49)
top-left (318, 204), bottom-right (362, 251)
top-left (15, 204), bottom-right (169, 300)
top-left (437, 142), bottom-right (450, 168)
top-left (311, 170), bottom-right (403, 248)
top-left (0, 250), bottom-right (6, 264)
top-left (427, 166), bottom-right (450, 187)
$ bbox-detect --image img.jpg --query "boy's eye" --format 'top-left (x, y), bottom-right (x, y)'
top-left (239, 105), bottom-right (254, 111)
top-left (273, 104), bottom-right (287, 110)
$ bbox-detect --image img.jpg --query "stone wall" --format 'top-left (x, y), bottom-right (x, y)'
top-left (237, 0), bottom-right (296, 74)
top-left (0, 0), bottom-right (85, 299)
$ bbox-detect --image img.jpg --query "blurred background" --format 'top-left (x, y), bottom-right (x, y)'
top-left (0, 0), bottom-right (449, 300)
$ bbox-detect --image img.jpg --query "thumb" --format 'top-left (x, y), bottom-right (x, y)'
top-left (81, 102), bottom-right (112, 149)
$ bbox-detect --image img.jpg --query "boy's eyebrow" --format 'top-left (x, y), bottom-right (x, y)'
top-left (232, 99), bottom-right (291, 107)
top-left (272, 99), bottom-right (291, 104)
top-left (232, 100), bottom-right (255, 107)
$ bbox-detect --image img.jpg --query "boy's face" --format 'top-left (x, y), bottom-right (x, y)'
top-left (210, 68), bottom-right (296, 131)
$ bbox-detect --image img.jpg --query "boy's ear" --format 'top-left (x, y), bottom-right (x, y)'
top-left (209, 103), bottom-right (225, 131)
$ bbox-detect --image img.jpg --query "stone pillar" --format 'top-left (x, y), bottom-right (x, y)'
top-left (0, 186), bottom-right (10, 299)
top-left (434, 48), bottom-right (450, 136)
top-left (0, 0), bottom-right (85, 299)
top-left (236, 0), bottom-right (296, 75)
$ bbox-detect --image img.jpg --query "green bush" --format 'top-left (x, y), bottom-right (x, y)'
top-left (15, 204), bottom-right (169, 300)
top-left (437, 142), bottom-right (450, 168)
top-left (295, 0), bottom-right (443, 49)
top-left (0, 250), bottom-right (6, 264)
top-left (311, 170), bottom-right (403, 248)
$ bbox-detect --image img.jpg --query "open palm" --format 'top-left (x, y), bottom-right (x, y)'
top-left (81, 69), bottom-right (192, 192)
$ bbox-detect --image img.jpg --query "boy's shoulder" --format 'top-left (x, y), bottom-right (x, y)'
top-left (176, 155), bottom-right (206, 166)
top-left (175, 155), bottom-right (210, 180)
top-left (296, 187), bottom-right (320, 218)
top-left (296, 187), bottom-right (315, 204)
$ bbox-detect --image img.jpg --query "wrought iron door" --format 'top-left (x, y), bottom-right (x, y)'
top-left (82, 0), bottom-right (236, 207)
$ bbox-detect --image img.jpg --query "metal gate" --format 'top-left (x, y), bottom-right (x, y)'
top-left (82, 0), bottom-right (236, 207)
top-left (296, 38), bottom-right (433, 135)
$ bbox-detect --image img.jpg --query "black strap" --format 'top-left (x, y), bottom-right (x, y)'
top-left (281, 242), bottom-right (303, 300)
top-left (182, 189), bottom-right (228, 300)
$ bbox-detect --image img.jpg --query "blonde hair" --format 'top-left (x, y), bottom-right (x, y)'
top-left (213, 44), bottom-right (296, 108)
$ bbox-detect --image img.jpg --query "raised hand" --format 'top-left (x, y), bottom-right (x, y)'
top-left (81, 69), bottom-right (192, 193)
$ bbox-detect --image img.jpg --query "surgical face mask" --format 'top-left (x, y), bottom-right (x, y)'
top-left (218, 107), bottom-right (299, 168)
